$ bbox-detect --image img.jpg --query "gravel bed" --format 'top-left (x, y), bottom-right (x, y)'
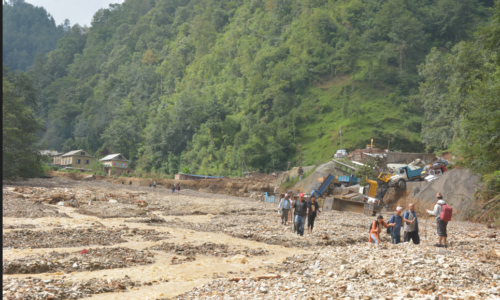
top-left (2, 227), bottom-right (168, 249)
top-left (3, 247), bottom-right (155, 274)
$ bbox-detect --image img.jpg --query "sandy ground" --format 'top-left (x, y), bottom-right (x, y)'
top-left (3, 177), bottom-right (308, 299)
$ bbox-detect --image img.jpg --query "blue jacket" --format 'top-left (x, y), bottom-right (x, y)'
top-left (388, 214), bottom-right (403, 236)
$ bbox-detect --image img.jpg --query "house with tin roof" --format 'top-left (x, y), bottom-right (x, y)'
top-left (99, 153), bottom-right (130, 176)
top-left (59, 150), bottom-right (94, 170)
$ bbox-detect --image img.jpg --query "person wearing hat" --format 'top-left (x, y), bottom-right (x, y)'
top-left (427, 192), bottom-right (448, 247)
top-left (278, 193), bottom-right (292, 225)
top-left (388, 206), bottom-right (415, 244)
top-left (369, 215), bottom-right (395, 244)
top-left (293, 193), bottom-right (308, 236)
top-left (307, 195), bottom-right (320, 235)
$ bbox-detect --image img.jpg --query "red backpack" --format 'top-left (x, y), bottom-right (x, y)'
top-left (439, 202), bottom-right (453, 222)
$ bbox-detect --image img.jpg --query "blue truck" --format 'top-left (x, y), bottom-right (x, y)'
top-left (388, 166), bottom-right (424, 189)
top-left (310, 174), bottom-right (359, 198)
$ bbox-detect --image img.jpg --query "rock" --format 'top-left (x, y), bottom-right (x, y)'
top-left (225, 255), bottom-right (248, 264)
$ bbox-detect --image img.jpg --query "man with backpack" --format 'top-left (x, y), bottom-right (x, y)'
top-left (427, 193), bottom-right (452, 248)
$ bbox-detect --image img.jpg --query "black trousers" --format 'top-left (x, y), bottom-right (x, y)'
top-left (307, 215), bottom-right (316, 230)
top-left (404, 231), bottom-right (420, 244)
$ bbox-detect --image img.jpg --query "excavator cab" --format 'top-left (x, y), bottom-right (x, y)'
top-left (378, 172), bottom-right (392, 183)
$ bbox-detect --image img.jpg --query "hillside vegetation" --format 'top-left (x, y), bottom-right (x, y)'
top-left (14, 0), bottom-right (494, 176)
top-left (3, 0), bottom-right (67, 71)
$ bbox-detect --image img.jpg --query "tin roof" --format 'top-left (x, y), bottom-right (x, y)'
top-left (99, 153), bottom-right (129, 162)
top-left (61, 150), bottom-right (94, 157)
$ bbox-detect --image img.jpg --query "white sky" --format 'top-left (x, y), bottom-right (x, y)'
top-left (24, 0), bottom-right (125, 27)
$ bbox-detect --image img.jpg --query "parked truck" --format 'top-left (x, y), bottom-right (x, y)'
top-left (387, 165), bottom-right (424, 189)
top-left (334, 149), bottom-right (349, 158)
top-left (424, 165), bottom-right (447, 183)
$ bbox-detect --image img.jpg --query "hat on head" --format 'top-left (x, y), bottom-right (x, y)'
top-left (289, 190), bottom-right (293, 193)
top-left (299, 193), bottom-right (305, 197)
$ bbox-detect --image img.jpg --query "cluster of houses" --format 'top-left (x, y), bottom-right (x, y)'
top-left (45, 149), bottom-right (131, 176)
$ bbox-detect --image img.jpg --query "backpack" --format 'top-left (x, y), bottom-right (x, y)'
top-left (439, 203), bottom-right (453, 222)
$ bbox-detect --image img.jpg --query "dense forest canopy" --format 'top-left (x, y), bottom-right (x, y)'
top-left (3, 0), bottom-right (68, 71)
top-left (5, 0), bottom-right (498, 177)
top-left (3, 65), bottom-right (46, 180)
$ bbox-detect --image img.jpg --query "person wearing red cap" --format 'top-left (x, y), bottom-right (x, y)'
top-left (293, 193), bottom-right (308, 236)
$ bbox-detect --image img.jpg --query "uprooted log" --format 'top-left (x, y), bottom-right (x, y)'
top-left (229, 274), bottom-right (281, 282)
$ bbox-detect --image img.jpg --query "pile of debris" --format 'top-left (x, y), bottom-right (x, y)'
top-left (2, 276), bottom-right (163, 300)
top-left (3, 247), bottom-right (155, 274)
top-left (75, 202), bottom-right (149, 218)
top-left (3, 227), bottom-right (169, 249)
top-left (148, 242), bottom-right (270, 259)
top-left (2, 192), bottom-right (70, 219)
top-left (172, 241), bottom-right (500, 300)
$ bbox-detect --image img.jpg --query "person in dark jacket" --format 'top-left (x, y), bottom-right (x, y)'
top-left (172, 185), bottom-right (175, 193)
top-left (176, 184), bottom-right (181, 194)
top-left (293, 193), bottom-right (308, 237)
top-left (307, 195), bottom-right (320, 235)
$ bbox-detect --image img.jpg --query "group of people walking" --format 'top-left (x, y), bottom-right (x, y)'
top-left (370, 192), bottom-right (452, 247)
top-left (278, 191), bottom-right (320, 237)
top-left (149, 181), bottom-right (181, 194)
top-left (278, 190), bottom-right (452, 246)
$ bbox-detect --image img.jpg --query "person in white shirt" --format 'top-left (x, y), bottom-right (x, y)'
top-left (278, 193), bottom-right (292, 225)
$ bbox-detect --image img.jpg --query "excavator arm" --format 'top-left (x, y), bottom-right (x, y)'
top-left (366, 178), bottom-right (378, 198)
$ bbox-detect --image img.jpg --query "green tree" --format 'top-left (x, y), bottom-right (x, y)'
top-left (3, 67), bottom-right (45, 179)
top-left (337, 31), bottom-right (361, 91)
top-left (2, 0), bottom-right (66, 70)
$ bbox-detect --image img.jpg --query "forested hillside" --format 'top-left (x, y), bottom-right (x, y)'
top-left (3, 0), bottom-right (68, 71)
top-left (23, 0), bottom-right (494, 176)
